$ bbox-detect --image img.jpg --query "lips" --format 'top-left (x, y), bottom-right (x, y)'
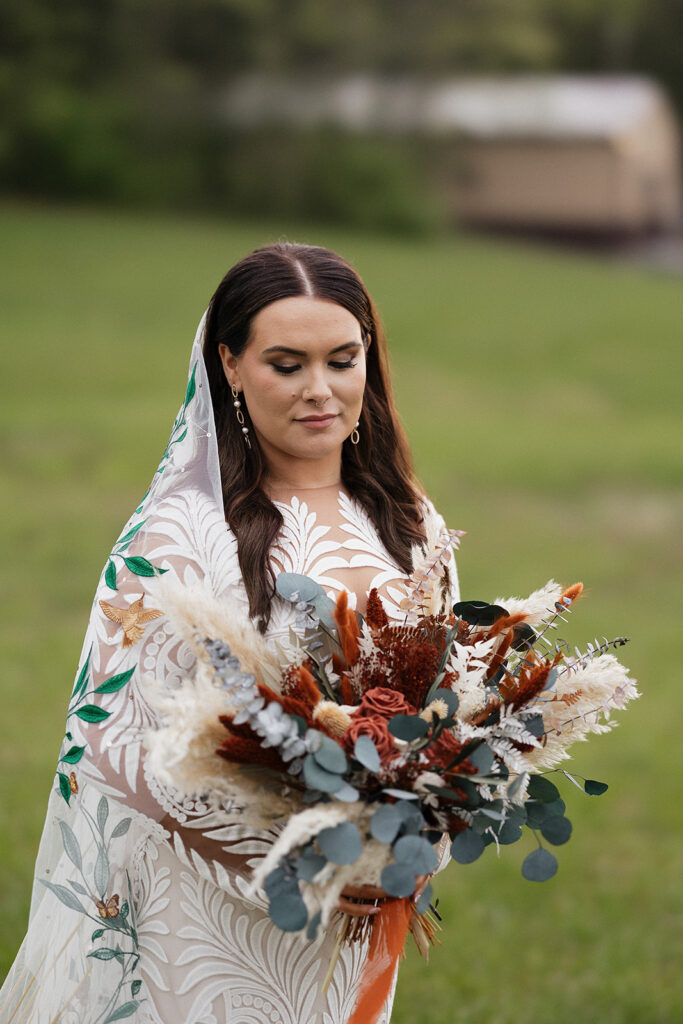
top-left (295, 414), bottom-right (338, 427)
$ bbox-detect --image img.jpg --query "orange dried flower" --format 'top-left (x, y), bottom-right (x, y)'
top-left (365, 588), bottom-right (389, 630)
top-left (334, 590), bottom-right (361, 667)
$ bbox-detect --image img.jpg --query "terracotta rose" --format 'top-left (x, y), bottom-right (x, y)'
top-left (344, 715), bottom-right (397, 762)
top-left (359, 687), bottom-right (415, 720)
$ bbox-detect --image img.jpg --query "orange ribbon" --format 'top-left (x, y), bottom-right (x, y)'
top-left (346, 898), bottom-right (413, 1024)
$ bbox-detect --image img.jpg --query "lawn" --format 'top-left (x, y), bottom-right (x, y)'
top-left (1, 200), bottom-right (681, 1021)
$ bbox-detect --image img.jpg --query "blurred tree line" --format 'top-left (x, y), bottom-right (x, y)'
top-left (1, 0), bottom-right (680, 229)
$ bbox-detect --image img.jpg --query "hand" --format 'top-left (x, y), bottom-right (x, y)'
top-left (337, 874), bottom-right (432, 917)
top-left (337, 883), bottom-right (388, 917)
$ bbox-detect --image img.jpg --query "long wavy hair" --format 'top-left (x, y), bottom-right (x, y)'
top-left (203, 242), bottom-right (426, 631)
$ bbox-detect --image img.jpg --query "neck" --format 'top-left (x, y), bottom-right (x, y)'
top-left (260, 442), bottom-right (342, 493)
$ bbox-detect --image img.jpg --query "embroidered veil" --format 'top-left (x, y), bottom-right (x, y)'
top-left (0, 314), bottom-right (458, 1024)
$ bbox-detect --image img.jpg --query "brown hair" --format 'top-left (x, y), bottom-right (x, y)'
top-left (203, 242), bottom-right (426, 631)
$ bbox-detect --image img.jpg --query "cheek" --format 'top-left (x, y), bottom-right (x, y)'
top-left (242, 368), bottom-right (293, 420)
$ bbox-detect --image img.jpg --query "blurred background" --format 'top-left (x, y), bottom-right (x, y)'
top-left (1, 2), bottom-right (682, 1021)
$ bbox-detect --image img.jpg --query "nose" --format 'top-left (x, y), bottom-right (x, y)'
top-left (303, 365), bottom-right (333, 404)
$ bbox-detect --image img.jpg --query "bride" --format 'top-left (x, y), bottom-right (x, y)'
top-left (0, 242), bottom-right (459, 1023)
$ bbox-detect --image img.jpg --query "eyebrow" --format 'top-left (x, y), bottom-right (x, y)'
top-left (262, 342), bottom-right (362, 356)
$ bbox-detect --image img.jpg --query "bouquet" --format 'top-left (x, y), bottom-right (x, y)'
top-left (145, 561), bottom-right (637, 1023)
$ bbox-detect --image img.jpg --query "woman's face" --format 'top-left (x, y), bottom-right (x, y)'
top-left (218, 296), bottom-right (367, 479)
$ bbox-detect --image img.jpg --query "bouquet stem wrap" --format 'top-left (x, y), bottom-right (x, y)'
top-left (346, 898), bottom-right (413, 1024)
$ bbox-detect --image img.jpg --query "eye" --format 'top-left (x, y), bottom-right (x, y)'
top-left (272, 364), bottom-right (300, 375)
top-left (330, 359), bottom-right (357, 370)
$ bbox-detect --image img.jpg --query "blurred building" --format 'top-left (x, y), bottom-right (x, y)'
top-left (222, 74), bottom-right (681, 236)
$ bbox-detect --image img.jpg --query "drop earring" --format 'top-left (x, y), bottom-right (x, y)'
top-left (350, 421), bottom-right (360, 445)
top-left (231, 383), bottom-right (251, 449)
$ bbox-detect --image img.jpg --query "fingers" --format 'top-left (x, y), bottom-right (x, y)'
top-left (341, 884), bottom-right (387, 900)
top-left (337, 898), bottom-right (382, 917)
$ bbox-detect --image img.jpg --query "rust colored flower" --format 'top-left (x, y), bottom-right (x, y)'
top-left (359, 687), bottom-right (415, 720)
top-left (365, 588), bottom-right (389, 630)
top-left (343, 716), bottom-right (397, 762)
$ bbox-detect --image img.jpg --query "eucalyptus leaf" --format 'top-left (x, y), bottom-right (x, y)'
top-left (296, 848), bottom-right (327, 881)
top-left (312, 592), bottom-right (338, 631)
top-left (312, 734), bottom-right (347, 775)
top-left (303, 755), bottom-right (344, 794)
top-left (540, 816), bottom-right (573, 846)
top-left (333, 782), bottom-right (360, 803)
top-left (370, 804), bottom-right (402, 844)
top-left (269, 891), bottom-right (309, 932)
top-left (392, 835), bottom-right (438, 874)
top-left (264, 865), bottom-right (298, 901)
top-left (317, 822), bottom-right (362, 865)
top-left (431, 688), bottom-right (459, 714)
top-left (522, 848), bottom-right (558, 882)
top-left (387, 715), bottom-right (429, 742)
top-left (451, 830), bottom-right (485, 864)
top-left (306, 910), bottom-right (322, 941)
top-left (415, 881), bottom-right (433, 915)
top-left (468, 743), bottom-right (495, 776)
top-left (584, 779), bottom-right (609, 796)
top-left (497, 819), bottom-right (523, 845)
top-left (393, 801), bottom-right (425, 834)
top-left (276, 572), bottom-right (324, 604)
top-left (354, 735), bottom-right (380, 773)
top-left (382, 788), bottom-right (420, 801)
top-left (381, 862), bottom-right (417, 898)
top-left (523, 714), bottom-right (545, 739)
top-left (527, 775), bottom-right (560, 803)
top-left (507, 772), bottom-right (528, 800)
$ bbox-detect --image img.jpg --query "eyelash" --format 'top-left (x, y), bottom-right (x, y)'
top-left (272, 360), bottom-right (357, 375)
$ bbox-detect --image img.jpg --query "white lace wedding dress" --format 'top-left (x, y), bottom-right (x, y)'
top-left (0, 339), bottom-right (458, 1024)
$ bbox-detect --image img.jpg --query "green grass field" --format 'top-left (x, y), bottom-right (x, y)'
top-left (1, 201), bottom-right (681, 1021)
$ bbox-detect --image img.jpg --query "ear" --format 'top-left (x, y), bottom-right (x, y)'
top-left (363, 329), bottom-right (372, 353)
top-left (218, 343), bottom-right (242, 391)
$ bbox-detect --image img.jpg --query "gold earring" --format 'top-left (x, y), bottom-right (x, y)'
top-left (231, 383), bottom-right (251, 449)
top-left (350, 421), bottom-right (360, 445)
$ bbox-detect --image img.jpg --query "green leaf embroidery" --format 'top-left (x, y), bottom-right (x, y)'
top-left (122, 556), bottom-right (167, 578)
top-left (104, 559), bottom-right (117, 591)
top-left (87, 948), bottom-right (119, 961)
top-left (174, 426), bottom-right (187, 444)
top-left (58, 772), bottom-right (72, 805)
top-left (94, 846), bottom-right (110, 898)
top-left (120, 900), bottom-right (129, 921)
top-left (115, 519), bottom-right (146, 550)
top-left (94, 668), bottom-right (134, 695)
top-left (97, 796), bottom-right (109, 833)
top-left (103, 1001), bottom-right (140, 1022)
top-left (40, 879), bottom-right (84, 913)
top-left (69, 880), bottom-right (88, 895)
top-left (58, 820), bottom-right (83, 871)
top-left (131, 980), bottom-right (142, 997)
top-left (91, 928), bottom-right (105, 941)
top-left (111, 818), bottom-right (132, 839)
top-left (184, 362), bottom-right (197, 407)
top-left (76, 705), bottom-right (111, 723)
top-left (60, 745), bottom-right (86, 765)
top-left (71, 646), bottom-right (93, 700)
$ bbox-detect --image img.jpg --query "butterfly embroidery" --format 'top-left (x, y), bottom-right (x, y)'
top-left (99, 595), bottom-right (163, 648)
top-left (95, 894), bottom-right (120, 919)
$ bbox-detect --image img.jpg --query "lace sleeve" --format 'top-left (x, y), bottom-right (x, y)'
top-left (68, 489), bottom-right (279, 906)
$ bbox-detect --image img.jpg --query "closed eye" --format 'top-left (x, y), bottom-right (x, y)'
top-left (272, 359), bottom-right (357, 375)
